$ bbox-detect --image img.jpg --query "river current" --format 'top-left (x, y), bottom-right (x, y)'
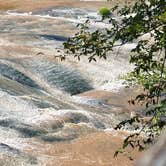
top-left (0, 5), bottom-right (136, 165)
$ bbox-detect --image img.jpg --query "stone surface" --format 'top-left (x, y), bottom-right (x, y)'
top-left (136, 131), bottom-right (166, 166)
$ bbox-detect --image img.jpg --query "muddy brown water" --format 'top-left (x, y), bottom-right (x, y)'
top-left (0, 1), bottom-right (141, 165)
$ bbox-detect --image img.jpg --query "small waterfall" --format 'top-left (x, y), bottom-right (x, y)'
top-left (0, 63), bottom-right (41, 89)
top-left (10, 58), bottom-right (93, 95)
top-left (33, 61), bottom-right (93, 95)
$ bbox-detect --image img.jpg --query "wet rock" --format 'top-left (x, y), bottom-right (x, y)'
top-left (136, 131), bottom-right (166, 166)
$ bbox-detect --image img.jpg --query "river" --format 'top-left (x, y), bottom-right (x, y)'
top-left (0, 1), bottom-right (139, 165)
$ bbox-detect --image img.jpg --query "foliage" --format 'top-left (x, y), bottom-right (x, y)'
top-left (63, 0), bottom-right (166, 159)
top-left (99, 7), bottom-right (111, 19)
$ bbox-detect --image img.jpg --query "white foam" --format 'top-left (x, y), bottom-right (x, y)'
top-left (0, 90), bottom-right (38, 117)
top-left (0, 39), bottom-right (16, 46)
top-left (72, 95), bottom-right (103, 106)
top-left (6, 9), bottom-right (112, 29)
top-left (6, 10), bottom-right (32, 16)
top-left (98, 80), bottom-right (126, 92)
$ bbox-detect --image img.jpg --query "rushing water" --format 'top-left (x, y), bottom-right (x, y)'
top-left (0, 6), bottom-right (135, 165)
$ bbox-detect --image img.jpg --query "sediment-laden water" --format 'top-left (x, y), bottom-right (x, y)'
top-left (0, 4), bottom-right (136, 165)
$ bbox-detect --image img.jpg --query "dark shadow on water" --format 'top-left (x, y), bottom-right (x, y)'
top-left (16, 127), bottom-right (46, 138)
top-left (0, 119), bottom-right (46, 138)
top-left (39, 34), bottom-right (67, 42)
top-left (0, 143), bottom-right (20, 154)
top-left (40, 63), bottom-right (93, 95)
top-left (3, 58), bottom-right (94, 95)
top-left (0, 119), bottom-right (76, 143)
top-left (41, 135), bottom-right (76, 142)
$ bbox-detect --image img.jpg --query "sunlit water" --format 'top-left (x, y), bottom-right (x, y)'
top-left (0, 6), bottom-right (135, 165)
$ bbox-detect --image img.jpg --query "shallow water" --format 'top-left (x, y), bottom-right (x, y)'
top-left (0, 5), bottom-right (135, 165)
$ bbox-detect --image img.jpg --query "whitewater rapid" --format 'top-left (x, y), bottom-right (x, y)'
top-left (0, 6), bottom-right (135, 165)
